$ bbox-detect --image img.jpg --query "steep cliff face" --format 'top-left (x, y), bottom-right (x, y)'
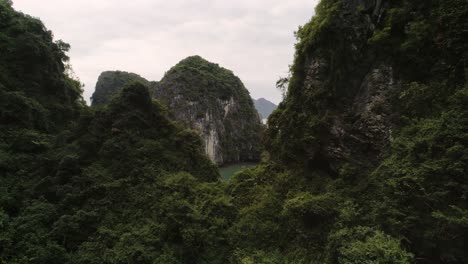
top-left (154, 56), bottom-right (262, 164)
top-left (269, 0), bottom-right (466, 177)
top-left (91, 71), bottom-right (151, 106)
top-left (267, 0), bottom-right (397, 173)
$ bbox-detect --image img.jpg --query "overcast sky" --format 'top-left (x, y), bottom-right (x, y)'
top-left (12, 0), bottom-right (319, 105)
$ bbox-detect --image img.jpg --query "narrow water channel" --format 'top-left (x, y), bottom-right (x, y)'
top-left (218, 163), bottom-right (258, 181)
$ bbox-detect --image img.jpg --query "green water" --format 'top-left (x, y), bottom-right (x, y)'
top-left (219, 163), bottom-right (258, 181)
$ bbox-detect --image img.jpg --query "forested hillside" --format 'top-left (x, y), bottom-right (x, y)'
top-left (0, 2), bottom-right (229, 262)
top-left (0, 0), bottom-right (467, 263)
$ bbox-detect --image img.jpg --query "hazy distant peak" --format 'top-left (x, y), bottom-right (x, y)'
top-left (254, 98), bottom-right (277, 120)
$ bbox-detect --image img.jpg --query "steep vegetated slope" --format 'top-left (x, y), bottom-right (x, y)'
top-left (155, 56), bottom-right (262, 164)
top-left (0, 1), bottom-right (83, 131)
top-left (0, 2), bottom-right (232, 263)
top-left (228, 0), bottom-right (467, 263)
top-left (2, 83), bottom-right (232, 263)
top-left (0, 0), bottom-right (83, 233)
top-left (90, 71), bottom-right (151, 106)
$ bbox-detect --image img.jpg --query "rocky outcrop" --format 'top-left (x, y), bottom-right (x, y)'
top-left (267, 0), bottom-right (397, 173)
top-left (90, 57), bottom-right (262, 164)
top-left (91, 71), bottom-right (152, 106)
top-left (154, 56), bottom-right (262, 164)
top-left (307, 1), bottom-right (395, 172)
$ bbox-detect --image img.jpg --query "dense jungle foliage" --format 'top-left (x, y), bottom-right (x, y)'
top-left (0, 2), bottom-right (229, 263)
top-left (0, 0), bottom-right (467, 263)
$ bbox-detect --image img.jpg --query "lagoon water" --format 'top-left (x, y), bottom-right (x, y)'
top-left (219, 163), bottom-right (258, 181)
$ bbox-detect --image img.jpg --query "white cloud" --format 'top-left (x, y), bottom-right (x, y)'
top-left (12, 0), bottom-right (319, 104)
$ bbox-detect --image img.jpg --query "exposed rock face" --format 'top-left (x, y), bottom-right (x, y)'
top-left (91, 71), bottom-right (151, 106)
top-left (90, 57), bottom-right (262, 164)
top-left (154, 56), bottom-right (262, 164)
top-left (323, 63), bottom-right (400, 171)
top-left (267, 0), bottom-right (396, 173)
top-left (310, 1), bottom-right (396, 172)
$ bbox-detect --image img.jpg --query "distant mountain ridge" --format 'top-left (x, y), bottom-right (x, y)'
top-left (254, 98), bottom-right (277, 120)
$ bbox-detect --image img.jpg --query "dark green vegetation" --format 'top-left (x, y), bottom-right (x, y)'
top-left (91, 71), bottom-right (151, 106)
top-left (0, 2), bottom-right (229, 263)
top-left (0, 0), bottom-right (467, 263)
top-left (254, 98), bottom-right (277, 120)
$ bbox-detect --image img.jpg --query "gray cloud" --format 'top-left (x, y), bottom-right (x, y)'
top-left (13, 0), bottom-right (319, 104)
